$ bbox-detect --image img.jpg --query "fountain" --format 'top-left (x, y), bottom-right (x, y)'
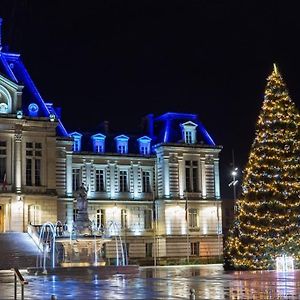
top-left (28, 183), bottom-right (137, 275)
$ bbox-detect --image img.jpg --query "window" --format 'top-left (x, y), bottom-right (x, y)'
top-left (140, 146), bottom-right (148, 155)
top-left (0, 141), bottom-right (6, 183)
top-left (95, 169), bottom-right (105, 192)
top-left (181, 121), bottom-right (197, 144)
top-left (189, 208), bottom-right (198, 228)
top-left (28, 205), bottom-right (41, 225)
top-left (96, 209), bottom-right (105, 228)
top-left (72, 168), bottom-right (80, 191)
top-left (73, 140), bottom-right (80, 152)
top-left (138, 136), bottom-right (151, 155)
top-left (185, 160), bottom-right (199, 192)
top-left (119, 170), bottom-right (128, 192)
top-left (185, 131), bottom-right (192, 144)
top-left (70, 132), bottom-right (82, 152)
top-left (191, 242), bottom-right (200, 256)
top-left (145, 243), bottom-right (153, 257)
top-left (91, 134), bottom-right (106, 153)
top-left (142, 171), bottom-right (151, 193)
top-left (115, 135), bottom-right (129, 154)
top-left (121, 209), bottom-right (128, 229)
top-left (26, 142), bottom-right (42, 186)
top-left (118, 145), bottom-right (126, 154)
top-left (144, 209), bottom-right (152, 229)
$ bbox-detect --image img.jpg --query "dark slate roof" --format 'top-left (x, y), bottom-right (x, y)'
top-left (70, 112), bottom-right (217, 155)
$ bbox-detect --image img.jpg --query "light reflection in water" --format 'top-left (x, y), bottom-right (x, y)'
top-left (8, 265), bottom-right (300, 299)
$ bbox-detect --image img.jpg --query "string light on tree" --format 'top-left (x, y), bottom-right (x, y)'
top-left (224, 63), bottom-right (300, 270)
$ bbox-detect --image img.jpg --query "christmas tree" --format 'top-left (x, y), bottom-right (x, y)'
top-left (224, 64), bottom-right (300, 270)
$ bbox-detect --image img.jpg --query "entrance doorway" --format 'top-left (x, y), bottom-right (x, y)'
top-left (0, 205), bottom-right (4, 232)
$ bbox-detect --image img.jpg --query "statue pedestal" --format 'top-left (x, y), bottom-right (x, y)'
top-left (74, 211), bottom-right (92, 235)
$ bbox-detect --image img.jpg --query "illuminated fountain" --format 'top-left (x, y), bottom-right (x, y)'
top-left (53, 183), bottom-right (111, 268)
top-left (29, 184), bottom-right (135, 275)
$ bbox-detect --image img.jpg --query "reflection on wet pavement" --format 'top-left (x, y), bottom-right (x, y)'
top-left (1, 264), bottom-right (300, 299)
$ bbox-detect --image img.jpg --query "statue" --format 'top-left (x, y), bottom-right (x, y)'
top-left (75, 183), bottom-right (88, 212)
top-left (73, 183), bottom-right (92, 235)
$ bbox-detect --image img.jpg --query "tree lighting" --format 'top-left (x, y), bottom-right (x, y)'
top-left (224, 64), bottom-right (300, 270)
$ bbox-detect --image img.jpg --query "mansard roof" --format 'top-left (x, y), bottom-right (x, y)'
top-left (0, 51), bottom-right (68, 136)
top-left (153, 112), bottom-right (215, 145)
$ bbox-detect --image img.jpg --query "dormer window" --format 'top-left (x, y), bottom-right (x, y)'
top-left (91, 133), bottom-right (106, 153)
top-left (70, 132), bottom-right (82, 152)
top-left (115, 135), bottom-right (129, 154)
top-left (137, 136), bottom-right (151, 155)
top-left (181, 121), bottom-right (198, 144)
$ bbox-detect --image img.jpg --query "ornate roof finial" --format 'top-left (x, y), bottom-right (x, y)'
top-left (273, 63), bottom-right (278, 75)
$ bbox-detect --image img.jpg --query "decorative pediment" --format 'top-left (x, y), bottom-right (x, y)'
top-left (91, 133), bottom-right (106, 140)
top-left (180, 121), bottom-right (198, 128)
top-left (69, 131), bottom-right (82, 138)
top-left (0, 74), bottom-right (23, 114)
top-left (137, 136), bottom-right (152, 142)
top-left (114, 134), bottom-right (129, 141)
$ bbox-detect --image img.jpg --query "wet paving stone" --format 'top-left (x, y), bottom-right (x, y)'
top-left (1, 265), bottom-right (300, 299)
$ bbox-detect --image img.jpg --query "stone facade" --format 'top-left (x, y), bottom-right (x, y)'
top-left (0, 26), bottom-right (223, 264)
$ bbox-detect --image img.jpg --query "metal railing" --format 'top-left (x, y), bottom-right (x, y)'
top-left (11, 268), bottom-right (28, 300)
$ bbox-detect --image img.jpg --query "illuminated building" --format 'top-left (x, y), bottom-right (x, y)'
top-left (0, 19), bottom-right (223, 263)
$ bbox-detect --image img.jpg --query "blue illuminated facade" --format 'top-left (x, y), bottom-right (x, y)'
top-left (0, 18), bottom-right (223, 264)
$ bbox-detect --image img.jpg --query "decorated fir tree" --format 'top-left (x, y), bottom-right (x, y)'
top-left (224, 64), bottom-right (300, 270)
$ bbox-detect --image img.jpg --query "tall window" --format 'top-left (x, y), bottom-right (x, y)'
top-left (26, 142), bottom-right (42, 186)
top-left (95, 169), bottom-right (105, 192)
top-left (72, 168), bottom-right (80, 191)
top-left (119, 170), bottom-right (128, 192)
top-left (118, 145), bottom-right (126, 154)
top-left (185, 131), bottom-right (192, 144)
top-left (28, 205), bottom-right (41, 225)
top-left (189, 208), bottom-right (198, 228)
top-left (96, 209), bottom-right (105, 228)
top-left (138, 136), bottom-right (151, 155)
top-left (145, 243), bottom-right (153, 257)
top-left (0, 141), bottom-right (6, 183)
top-left (191, 242), bottom-right (200, 256)
top-left (115, 135), bottom-right (129, 154)
top-left (144, 209), bottom-right (152, 229)
top-left (185, 160), bottom-right (199, 192)
top-left (121, 209), bottom-right (128, 229)
top-left (142, 171), bottom-right (151, 193)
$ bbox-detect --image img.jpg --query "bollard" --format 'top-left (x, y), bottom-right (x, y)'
top-left (50, 295), bottom-right (57, 300)
top-left (190, 288), bottom-right (196, 300)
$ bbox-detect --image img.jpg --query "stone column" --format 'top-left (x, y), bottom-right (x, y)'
top-left (200, 158), bottom-right (206, 198)
top-left (66, 153), bottom-right (73, 197)
top-left (214, 158), bottom-right (220, 199)
top-left (14, 132), bottom-right (22, 193)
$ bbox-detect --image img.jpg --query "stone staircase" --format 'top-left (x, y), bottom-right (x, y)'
top-left (0, 233), bottom-right (40, 270)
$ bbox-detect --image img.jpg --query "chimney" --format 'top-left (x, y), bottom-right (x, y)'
top-left (147, 114), bottom-right (154, 138)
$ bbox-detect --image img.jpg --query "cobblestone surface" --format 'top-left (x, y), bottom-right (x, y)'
top-left (0, 233), bottom-right (39, 270)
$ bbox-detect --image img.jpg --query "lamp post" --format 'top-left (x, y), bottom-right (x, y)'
top-left (228, 149), bottom-right (238, 210)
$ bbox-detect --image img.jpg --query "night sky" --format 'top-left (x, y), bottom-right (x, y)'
top-left (2, 1), bottom-right (300, 199)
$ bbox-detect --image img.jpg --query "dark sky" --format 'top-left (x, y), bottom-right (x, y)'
top-left (2, 0), bottom-right (300, 199)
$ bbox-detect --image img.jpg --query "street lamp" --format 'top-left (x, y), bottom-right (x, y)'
top-left (229, 167), bottom-right (238, 201)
